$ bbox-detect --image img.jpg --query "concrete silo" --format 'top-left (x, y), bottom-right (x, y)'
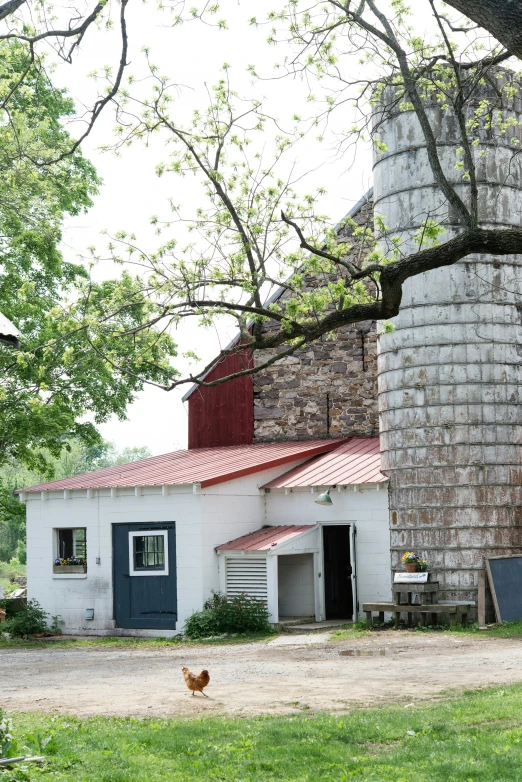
top-left (374, 74), bottom-right (522, 614)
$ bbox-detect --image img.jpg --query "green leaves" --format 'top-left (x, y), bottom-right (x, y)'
top-left (0, 42), bottom-right (179, 469)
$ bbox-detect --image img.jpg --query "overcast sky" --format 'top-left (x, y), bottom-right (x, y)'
top-left (53, 1), bottom-right (385, 455)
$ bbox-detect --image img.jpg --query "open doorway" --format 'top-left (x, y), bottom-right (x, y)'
top-left (322, 525), bottom-right (353, 620)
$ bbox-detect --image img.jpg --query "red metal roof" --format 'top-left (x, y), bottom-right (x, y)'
top-left (262, 437), bottom-right (386, 488)
top-left (19, 439), bottom-right (347, 493)
top-left (216, 525), bottom-right (315, 551)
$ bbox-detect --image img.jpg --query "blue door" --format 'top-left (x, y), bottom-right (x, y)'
top-left (113, 522), bottom-right (177, 629)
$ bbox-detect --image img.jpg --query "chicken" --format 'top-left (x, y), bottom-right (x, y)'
top-left (182, 666), bottom-right (210, 697)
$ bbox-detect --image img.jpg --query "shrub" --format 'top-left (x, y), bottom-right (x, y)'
top-left (0, 709), bottom-right (14, 758)
top-left (184, 609), bottom-right (221, 639)
top-left (2, 599), bottom-right (49, 636)
top-left (185, 591), bottom-right (271, 638)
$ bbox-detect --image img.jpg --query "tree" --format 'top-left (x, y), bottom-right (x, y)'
top-left (76, 0), bottom-right (522, 391)
top-left (445, 1), bottom-right (522, 62)
top-left (0, 0), bottom-right (131, 165)
top-left (0, 42), bottom-right (178, 471)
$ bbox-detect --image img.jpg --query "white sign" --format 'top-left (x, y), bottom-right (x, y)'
top-left (394, 572), bottom-right (428, 583)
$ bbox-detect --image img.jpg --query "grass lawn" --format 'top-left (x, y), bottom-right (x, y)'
top-left (0, 630), bottom-right (276, 651)
top-left (4, 684), bottom-right (522, 780)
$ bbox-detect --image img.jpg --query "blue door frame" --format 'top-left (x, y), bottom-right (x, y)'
top-left (113, 522), bottom-right (177, 630)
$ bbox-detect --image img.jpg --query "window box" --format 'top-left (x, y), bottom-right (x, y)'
top-left (53, 564), bottom-right (87, 574)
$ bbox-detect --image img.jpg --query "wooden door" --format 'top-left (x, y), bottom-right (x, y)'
top-left (113, 522), bottom-right (177, 630)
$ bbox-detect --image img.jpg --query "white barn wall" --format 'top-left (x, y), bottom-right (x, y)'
top-left (24, 459), bottom-right (391, 635)
top-left (265, 485), bottom-right (391, 612)
top-left (25, 459), bottom-right (312, 637)
top-left (199, 461), bottom-right (310, 599)
top-left (278, 554), bottom-right (315, 617)
top-left (25, 486), bottom-right (203, 637)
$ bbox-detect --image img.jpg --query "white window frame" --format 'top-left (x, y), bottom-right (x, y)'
top-left (128, 529), bottom-right (169, 577)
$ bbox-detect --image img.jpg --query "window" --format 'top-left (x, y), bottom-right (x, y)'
top-left (57, 528), bottom-right (87, 560)
top-left (129, 530), bottom-right (169, 576)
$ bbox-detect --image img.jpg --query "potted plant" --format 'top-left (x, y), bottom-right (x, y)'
top-left (53, 557), bottom-right (87, 574)
top-left (402, 552), bottom-right (421, 573)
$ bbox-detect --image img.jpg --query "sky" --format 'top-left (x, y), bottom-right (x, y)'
top-left (53, 0), bottom-right (376, 455)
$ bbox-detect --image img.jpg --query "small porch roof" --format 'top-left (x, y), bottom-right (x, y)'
top-left (216, 525), bottom-right (315, 552)
top-left (261, 437), bottom-right (386, 489)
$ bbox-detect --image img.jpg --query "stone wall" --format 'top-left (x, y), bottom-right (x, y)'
top-left (253, 198), bottom-right (379, 443)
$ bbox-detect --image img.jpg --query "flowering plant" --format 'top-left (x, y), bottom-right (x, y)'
top-left (401, 552), bottom-right (420, 564)
top-left (417, 559), bottom-right (429, 572)
top-left (54, 557), bottom-right (85, 567)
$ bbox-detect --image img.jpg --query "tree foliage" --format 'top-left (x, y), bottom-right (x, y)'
top-left (0, 0), bottom-right (131, 165)
top-left (75, 0), bottom-right (522, 392)
top-left (0, 41), bottom-right (178, 469)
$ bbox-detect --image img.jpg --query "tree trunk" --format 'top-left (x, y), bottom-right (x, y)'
top-left (446, 0), bottom-right (522, 61)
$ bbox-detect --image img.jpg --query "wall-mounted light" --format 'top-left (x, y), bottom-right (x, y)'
top-left (85, 608), bottom-right (94, 620)
top-left (315, 487), bottom-right (334, 506)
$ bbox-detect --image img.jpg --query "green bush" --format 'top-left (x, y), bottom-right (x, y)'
top-left (2, 599), bottom-right (49, 636)
top-left (184, 609), bottom-right (221, 639)
top-left (0, 709), bottom-right (15, 759)
top-left (185, 591), bottom-right (271, 638)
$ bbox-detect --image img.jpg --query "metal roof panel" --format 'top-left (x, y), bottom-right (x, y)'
top-left (216, 525), bottom-right (315, 551)
top-left (261, 437), bottom-right (386, 488)
top-left (19, 439), bottom-right (348, 493)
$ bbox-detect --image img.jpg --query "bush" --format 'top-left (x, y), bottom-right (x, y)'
top-left (184, 609), bottom-right (221, 639)
top-left (185, 591), bottom-right (272, 638)
top-left (0, 709), bottom-right (15, 758)
top-left (2, 599), bottom-right (49, 636)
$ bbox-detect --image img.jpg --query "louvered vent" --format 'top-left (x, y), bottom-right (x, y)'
top-left (225, 557), bottom-right (267, 601)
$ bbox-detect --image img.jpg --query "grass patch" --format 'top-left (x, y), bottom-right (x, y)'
top-left (336, 619), bottom-right (522, 640)
top-left (5, 684), bottom-right (522, 780)
top-left (0, 630), bottom-right (276, 651)
top-left (329, 621), bottom-right (371, 642)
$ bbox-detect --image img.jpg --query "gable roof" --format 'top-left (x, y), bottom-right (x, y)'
top-left (181, 189), bottom-right (373, 403)
top-left (261, 437), bottom-right (386, 488)
top-left (18, 439), bottom-right (348, 493)
top-left (216, 525), bottom-right (315, 551)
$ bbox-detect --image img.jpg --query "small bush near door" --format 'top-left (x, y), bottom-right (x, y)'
top-left (185, 591), bottom-right (271, 638)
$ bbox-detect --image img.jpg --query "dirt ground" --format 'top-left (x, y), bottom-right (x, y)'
top-left (1, 631), bottom-right (522, 717)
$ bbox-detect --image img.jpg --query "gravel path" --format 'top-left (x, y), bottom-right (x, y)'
top-left (1, 632), bottom-right (521, 717)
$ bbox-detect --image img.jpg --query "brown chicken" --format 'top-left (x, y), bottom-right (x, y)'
top-left (182, 666), bottom-right (210, 697)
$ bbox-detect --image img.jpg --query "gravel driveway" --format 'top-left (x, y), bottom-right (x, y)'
top-left (1, 631), bottom-right (521, 717)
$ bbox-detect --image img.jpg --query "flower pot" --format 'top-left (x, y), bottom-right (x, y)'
top-left (53, 565), bottom-right (86, 574)
top-left (405, 563), bottom-right (417, 573)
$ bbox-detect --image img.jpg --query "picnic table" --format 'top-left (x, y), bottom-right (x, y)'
top-left (363, 580), bottom-right (471, 628)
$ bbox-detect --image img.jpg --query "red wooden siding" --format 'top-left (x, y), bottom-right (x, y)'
top-left (188, 350), bottom-right (254, 449)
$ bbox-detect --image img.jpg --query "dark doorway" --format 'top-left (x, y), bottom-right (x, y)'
top-left (323, 525), bottom-right (353, 620)
top-left (113, 522), bottom-right (177, 630)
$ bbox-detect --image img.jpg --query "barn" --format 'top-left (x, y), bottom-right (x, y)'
top-left (19, 438), bottom-right (389, 636)
top-left (21, 77), bottom-right (522, 633)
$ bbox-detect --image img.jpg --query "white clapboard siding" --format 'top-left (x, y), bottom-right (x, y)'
top-left (225, 557), bottom-right (268, 600)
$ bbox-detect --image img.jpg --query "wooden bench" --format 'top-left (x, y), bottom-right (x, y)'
top-left (362, 601), bottom-right (471, 628)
